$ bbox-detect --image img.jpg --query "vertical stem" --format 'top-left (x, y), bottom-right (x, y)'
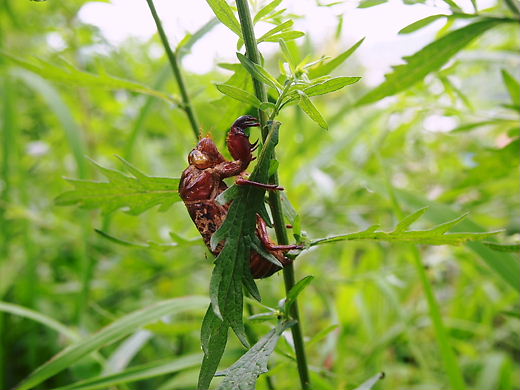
top-left (235, 1), bottom-right (311, 389)
top-left (145, 0), bottom-right (200, 140)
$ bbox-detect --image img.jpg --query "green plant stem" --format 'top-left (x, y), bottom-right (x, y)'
top-left (235, 1), bottom-right (311, 389)
top-left (145, 0), bottom-right (200, 140)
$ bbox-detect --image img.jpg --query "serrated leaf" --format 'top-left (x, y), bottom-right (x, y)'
top-left (206, 0), bottom-right (243, 37)
top-left (237, 52), bottom-right (283, 93)
top-left (357, 18), bottom-right (508, 106)
top-left (309, 37), bottom-right (365, 79)
top-left (253, 0), bottom-right (282, 23)
top-left (53, 354), bottom-right (202, 390)
top-left (501, 69), bottom-right (520, 106)
top-left (3, 52), bottom-right (177, 104)
top-left (216, 321), bottom-right (295, 390)
top-left (16, 297), bottom-right (208, 390)
top-left (215, 83), bottom-right (262, 107)
top-left (398, 14), bottom-right (447, 34)
top-left (297, 91), bottom-right (328, 129)
top-left (310, 210), bottom-right (500, 247)
top-left (284, 276), bottom-right (314, 316)
top-left (55, 158), bottom-right (180, 215)
top-left (303, 76), bottom-right (361, 97)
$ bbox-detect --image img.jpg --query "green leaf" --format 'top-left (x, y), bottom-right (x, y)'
top-left (253, 0), bottom-right (282, 23)
top-left (3, 52), bottom-right (177, 105)
top-left (15, 296), bottom-right (208, 390)
top-left (215, 83), bottom-right (262, 107)
top-left (357, 19), bottom-right (508, 106)
top-left (284, 276), bottom-right (314, 316)
top-left (303, 76), bottom-right (361, 97)
top-left (358, 0), bottom-right (387, 8)
top-left (309, 209), bottom-right (499, 247)
top-left (55, 157), bottom-right (181, 215)
top-left (257, 20), bottom-right (293, 42)
top-left (216, 321), bottom-right (295, 390)
top-left (482, 241), bottom-right (520, 252)
top-left (237, 52), bottom-right (283, 93)
top-left (177, 18), bottom-right (219, 57)
top-left (398, 14), bottom-right (447, 34)
top-left (53, 354), bottom-right (202, 390)
top-left (308, 37), bottom-right (365, 79)
top-left (297, 91), bottom-right (328, 129)
top-left (198, 306), bottom-right (229, 390)
top-left (94, 229), bottom-right (200, 251)
top-left (0, 301), bottom-right (78, 342)
top-left (259, 30), bottom-right (305, 42)
top-left (206, 0), bottom-right (243, 37)
top-left (501, 69), bottom-right (520, 106)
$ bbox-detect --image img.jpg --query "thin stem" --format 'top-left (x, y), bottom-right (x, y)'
top-left (235, 1), bottom-right (311, 389)
top-left (145, 0), bottom-right (200, 140)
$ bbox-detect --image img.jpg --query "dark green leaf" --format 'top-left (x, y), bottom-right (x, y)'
top-left (308, 37), bottom-right (365, 79)
top-left (55, 157), bottom-right (181, 215)
top-left (216, 321), bottom-right (295, 390)
top-left (398, 14), bottom-right (447, 34)
top-left (284, 276), bottom-right (314, 316)
top-left (357, 19), bottom-right (508, 106)
top-left (198, 306), bottom-right (229, 390)
top-left (206, 0), bottom-right (243, 37)
top-left (297, 91), bottom-right (328, 129)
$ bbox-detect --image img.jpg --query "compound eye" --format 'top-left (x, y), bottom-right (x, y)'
top-left (188, 149), bottom-right (212, 169)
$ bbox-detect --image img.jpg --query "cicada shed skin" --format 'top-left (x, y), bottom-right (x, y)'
top-left (178, 116), bottom-right (299, 279)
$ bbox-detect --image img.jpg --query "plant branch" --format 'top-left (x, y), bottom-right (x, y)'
top-left (235, 1), bottom-right (311, 389)
top-left (145, 0), bottom-right (200, 140)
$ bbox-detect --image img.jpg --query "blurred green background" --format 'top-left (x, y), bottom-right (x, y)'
top-left (0, 0), bottom-right (518, 389)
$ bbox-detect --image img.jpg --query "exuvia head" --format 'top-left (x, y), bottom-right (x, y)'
top-left (188, 136), bottom-right (225, 169)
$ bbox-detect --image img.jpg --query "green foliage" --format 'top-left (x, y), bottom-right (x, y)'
top-left (16, 297), bottom-right (208, 390)
top-left (357, 18), bottom-right (512, 106)
top-left (309, 208), bottom-right (500, 247)
top-left (215, 321), bottom-right (295, 390)
top-left (55, 157), bottom-right (181, 215)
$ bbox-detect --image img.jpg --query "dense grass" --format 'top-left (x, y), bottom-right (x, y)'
top-left (0, 1), bottom-right (519, 389)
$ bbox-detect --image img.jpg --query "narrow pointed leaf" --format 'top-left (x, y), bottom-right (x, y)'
top-left (394, 207), bottom-right (428, 232)
top-left (309, 37), bottom-right (365, 79)
top-left (215, 83), bottom-right (262, 107)
top-left (253, 0), bottom-right (282, 23)
top-left (398, 14), bottom-right (447, 34)
top-left (284, 276), bottom-right (314, 316)
top-left (206, 0), bottom-right (243, 37)
top-left (237, 52), bottom-right (283, 92)
top-left (16, 297), bottom-right (208, 390)
top-left (501, 69), bottom-right (520, 106)
top-left (257, 20), bottom-right (293, 43)
top-left (357, 19), bottom-right (509, 106)
top-left (303, 76), bottom-right (361, 97)
top-left (297, 91), bottom-right (328, 129)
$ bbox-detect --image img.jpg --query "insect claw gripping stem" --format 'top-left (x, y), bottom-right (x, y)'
top-left (236, 178), bottom-right (284, 191)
